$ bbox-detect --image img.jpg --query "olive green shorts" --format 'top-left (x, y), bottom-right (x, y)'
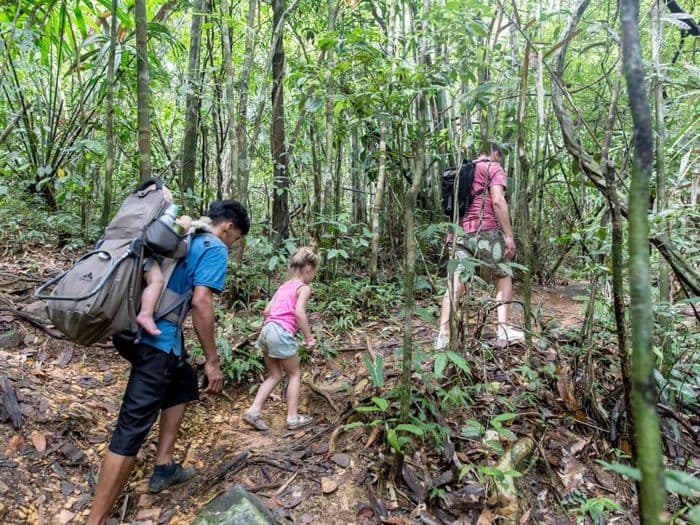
top-left (453, 229), bottom-right (509, 279)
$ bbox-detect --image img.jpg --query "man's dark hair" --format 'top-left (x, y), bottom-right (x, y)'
top-left (207, 199), bottom-right (250, 235)
top-left (478, 141), bottom-right (502, 156)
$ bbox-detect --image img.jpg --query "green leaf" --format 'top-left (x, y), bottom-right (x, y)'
top-left (386, 427), bottom-right (403, 454)
top-left (433, 353), bottom-right (447, 377)
top-left (446, 351), bottom-right (470, 375)
top-left (371, 396), bottom-right (388, 411)
top-left (395, 423), bottom-right (424, 436)
top-left (492, 412), bottom-right (517, 423)
top-left (362, 353), bottom-right (384, 388)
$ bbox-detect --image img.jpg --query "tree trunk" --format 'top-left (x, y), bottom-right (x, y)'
top-left (620, 0), bottom-right (666, 521)
top-left (323, 0), bottom-right (336, 217)
top-left (271, 0), bottom-right (289, 243)
top-left (369, 121), bottom-right (387, 284)
top-left (100, 0), bottom-right (118, 227)
top-left (180, 0), bottom-right (205, 203)
top-left (135, 0), bottom-right (151, 181)
top-left (236, 0), bottom-right (258, 202)
top-left (221, 0), bottom-right (238, 196)
top-left (516, 42), bottom-right (532, 350)
top-left (652, 0), bottom-right (672, 363)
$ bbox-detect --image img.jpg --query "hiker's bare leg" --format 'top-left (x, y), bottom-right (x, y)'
top-left (280, 355), bottom-right (302, 420)
top-left (87, 451), bottom-right (136, 525)
top-left (136, 263), bottom-right (164, 335)
top-left (154, 403), bottom-right (186, 466)
top-left (438, 272), bottom-right (466, 335)
top-left (247, 355), bottom-right (283, 415)
top-left (495, 274), bottom-right (513, 326)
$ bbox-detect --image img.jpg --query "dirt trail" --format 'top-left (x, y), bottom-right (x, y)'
top-left (2, 250), bottom-right (645, 524)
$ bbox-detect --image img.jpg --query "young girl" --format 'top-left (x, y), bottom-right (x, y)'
top-left (243, 246), bottom-right (320, 431)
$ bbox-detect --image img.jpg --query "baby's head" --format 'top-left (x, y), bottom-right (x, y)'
top-left (288, 246), bottom-right (320, 283)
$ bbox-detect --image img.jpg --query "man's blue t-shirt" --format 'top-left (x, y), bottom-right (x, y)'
top-left (141, 233), bottom-right (228, 356)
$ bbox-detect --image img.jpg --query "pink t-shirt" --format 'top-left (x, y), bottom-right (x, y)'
top-left (460, 159), bottom-right (507, 233)
top-left (265, 279), bottom-right (305, 335)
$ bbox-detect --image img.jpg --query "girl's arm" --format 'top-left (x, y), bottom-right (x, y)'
top-left (263, 301), bottom-right (271, 317)
top-left (295, 285), bottom-right (314, 347)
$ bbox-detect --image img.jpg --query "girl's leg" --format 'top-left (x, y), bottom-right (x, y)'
top-left (247, 355), bottom-right (283, 415)
top-left (280, 355), bottom-right (302, 420)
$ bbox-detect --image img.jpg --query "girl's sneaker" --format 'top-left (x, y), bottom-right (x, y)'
top-left (242, 412), bottom-right (269, 431)
top-left (287, 414), bottom-right (312, 430)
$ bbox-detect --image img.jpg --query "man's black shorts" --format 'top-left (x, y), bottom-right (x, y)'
top-left (109, 338), bottom-right (199, 456)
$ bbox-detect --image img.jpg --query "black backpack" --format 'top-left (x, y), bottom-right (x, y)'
top-left (441, 159), bottom-right (486, 219)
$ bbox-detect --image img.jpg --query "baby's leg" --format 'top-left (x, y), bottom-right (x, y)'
top-left (136, 262), bottom-right (165, 335)
top-left (280, 356), bottom-right (302, 420)
top-left (247, 355), bottom-right (283, 415)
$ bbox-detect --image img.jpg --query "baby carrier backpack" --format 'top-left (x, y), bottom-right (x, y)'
top-left (35, 178), bottom-right (190, 345)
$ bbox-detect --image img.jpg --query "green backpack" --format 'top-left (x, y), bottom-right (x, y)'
top-left (35, 178), bottom-right (191, 345)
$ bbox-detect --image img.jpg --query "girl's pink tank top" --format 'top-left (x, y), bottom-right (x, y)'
top-left (264, 279), bottom-right (305, 335)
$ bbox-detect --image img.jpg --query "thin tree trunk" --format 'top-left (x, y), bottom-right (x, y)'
top-left (100, 0), bottom-right (118, 227)
top-left (369, 121), bottom-right (387, 284)
top-left (180, 0), bottom-right (205, 202)
top-left (602, 81), bottom-right (630, 409)
top-left (620, 0), bottom-right (666, 521)
top-left (516, 41), bottom-right (532, 350)
top-left (236, 0), bottom-right (258, 201)
top-left (323, 0), bottom-right (336, 217)
top-left (271, 0), bottom-right (289, 242)
top-left (400, 3), bottom-right (428, 430)
top-left (135, 0), bottom-right (151, 181)
top-left (652, 0), bottom-right (672, 364)
top-left (221, 0), bottom-right (238, 196)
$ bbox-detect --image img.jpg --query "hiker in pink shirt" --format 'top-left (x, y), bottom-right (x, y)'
top-left (435, 141), bottom-right (524, 349)
top-left (243, 246), bottom-right (320, 431)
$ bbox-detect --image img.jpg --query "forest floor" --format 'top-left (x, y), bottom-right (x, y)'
top-left (0, 244), bottom-right (695, 524)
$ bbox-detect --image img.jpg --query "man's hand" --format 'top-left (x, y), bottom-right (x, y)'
top-left (504, 234), bottom-right (516, 260)
top-left (203, 359), bottom-right (224, 393)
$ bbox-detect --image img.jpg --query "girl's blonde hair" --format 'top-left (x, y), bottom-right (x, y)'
top-left (288, 245), bottom-right (320, 272)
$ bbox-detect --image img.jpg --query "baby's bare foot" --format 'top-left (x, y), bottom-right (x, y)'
top-left (136, 312), bottom-right (162, 335)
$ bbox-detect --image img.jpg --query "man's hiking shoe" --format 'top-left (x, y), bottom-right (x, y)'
top-left (434, 332), bottom-right (449, 350)
top-left (148, 463), bottom-right (195, 493)
top-left (287, 414), bottom-right (312, 430)
top-left (242, 412), bottom-right (269, 431)
top-left (496, 324), bottom-right (525, 345)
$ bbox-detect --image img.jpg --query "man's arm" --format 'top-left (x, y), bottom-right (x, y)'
top-left (490, 185), bottom-right (516, 259)
top-left (190, 285), bottom-right (224, 393)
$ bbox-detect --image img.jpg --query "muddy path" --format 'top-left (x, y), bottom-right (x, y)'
top-left (0, 248), bottom-right (652, 524)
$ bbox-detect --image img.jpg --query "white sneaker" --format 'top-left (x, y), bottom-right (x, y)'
top-left (434, 332), bottom-right (449, 350)
top-left (496, 325), bottom-right (525, 344)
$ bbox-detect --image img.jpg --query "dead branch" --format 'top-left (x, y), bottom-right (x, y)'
top-left (0, 307), bottom-right (64, 339)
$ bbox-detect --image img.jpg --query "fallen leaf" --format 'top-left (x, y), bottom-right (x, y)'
top-left (299, 513), bottom-right (315, 524)
top-left (135, 507), bottom-right (161, 520)
top-left (56, 510), bottom-right (76, 524)
top-left (476, 509), bottom-right (495, 525)
top-left (321, 477), bottom-right (338, 494)
top-left (331, 453), bottom-right (350, 468)
top-left (5, 433), bottom-right (24, 456)
top-left (31, 431), bottom-right (46, 452)
top-left (59, 442), bottom-right (84, 463)
top-left (559, 459), bottom-right (586, 495)
top-left (569, 436), bottom-right (591, 456)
